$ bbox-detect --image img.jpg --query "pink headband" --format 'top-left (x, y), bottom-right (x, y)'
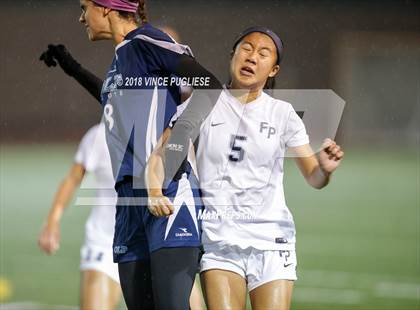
top-left (91, 0), bottom-right (139, 13)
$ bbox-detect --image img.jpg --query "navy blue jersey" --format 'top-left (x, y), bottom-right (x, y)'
top-left (98, 23), bottom-right (203, 263)
top-left (100, 23), bottom-right (194, 185)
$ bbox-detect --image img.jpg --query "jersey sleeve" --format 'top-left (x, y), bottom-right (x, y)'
top-left (72, 66), bottom-right (103, 103)
top-left (138, 38), bottom-right (193, 75)
top-left (74, 125), bottom-right (99, 170)
top-left (169, 96), bottom-right (190, 128)
top-left (283, 105), bottom-right (310, 148)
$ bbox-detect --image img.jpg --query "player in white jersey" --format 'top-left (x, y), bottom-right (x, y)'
top-left (147, 26), bottom-right (344, 310)
top-left (198, 27), bottom-right (344, 310)
top-left (38, 123), bottom-right (122, 310)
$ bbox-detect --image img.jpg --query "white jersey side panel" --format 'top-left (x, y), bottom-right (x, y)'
top-left (197, 89), bottom-right (309, 251)
top-left (74, 123), bottom-right (117, 248)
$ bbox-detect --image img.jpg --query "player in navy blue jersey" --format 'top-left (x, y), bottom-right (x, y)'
top-left (51, 0), bottom-right (222, 309)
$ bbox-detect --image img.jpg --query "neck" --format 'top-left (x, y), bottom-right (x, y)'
top-left (228, 84), bottom-right (262, 104)
top-left (109, 14), bottom-right (138, 44)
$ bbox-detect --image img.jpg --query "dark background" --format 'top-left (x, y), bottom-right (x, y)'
top-left (1, 0), bottom-right (419, 148)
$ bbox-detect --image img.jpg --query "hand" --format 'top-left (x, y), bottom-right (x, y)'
top-left (318, 138), bottom-right (344, 174)
top-left (39, 44), bottom-right (81, 76)
top-left (148, 193), bottom-right (174, 217)
top-left (38, 222), bottom-right (61, 255)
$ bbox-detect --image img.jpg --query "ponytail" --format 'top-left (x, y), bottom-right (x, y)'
top-left (119, 0), bottom-right (147, 25)
top-left (137, 0), bottom-right (147, 24)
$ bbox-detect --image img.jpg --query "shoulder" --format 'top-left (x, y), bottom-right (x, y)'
top-left (75, 124), bottom-right (101, 165)
top-left (262, 92), bottom-right (293, 114)
top-left (118, 24), bottom-right (192, 57)
top-left (136, 23), bottom-right (176, 43)
top-left (80, 124), bottom-right (101, 145)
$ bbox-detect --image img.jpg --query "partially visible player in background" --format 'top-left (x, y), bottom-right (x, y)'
top-left (38, 122), bottom-right (121, 310)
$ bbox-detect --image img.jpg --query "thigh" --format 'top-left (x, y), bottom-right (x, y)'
top-left (118, 260), bottom-right (154, 310)
top-left (249, 279), bottom-right (294, 310)
top-left (80, 270), bottom-right (122, 310)
top-left (150, 247), bottom-right (200, 310)
top-left (201, 269), bottom-right (247, 310)
top-left (247, 249), bottom-right (297, 292)
top-left (189, 276), bottom-right (205, 310)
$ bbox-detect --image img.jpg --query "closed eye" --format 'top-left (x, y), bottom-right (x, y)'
top-left (241, 43), bottom-right (253, 52)
top-left (259, 48), bottom-right (271, 58)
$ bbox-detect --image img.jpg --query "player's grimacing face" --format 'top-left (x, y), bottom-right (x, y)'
top-left (79, 0), bottom-right (110, 41)
top-left (230, 32), bottom-right (280, 90)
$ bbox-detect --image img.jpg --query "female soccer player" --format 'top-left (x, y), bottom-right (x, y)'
top-left (40, 39), bottom-right (204, 309)
top-left (148, 26), bottom-right (344, 310)
top-left (38, 123), bottom-right (122, 310)
top-left (72, 0), bottom-right (221, 308)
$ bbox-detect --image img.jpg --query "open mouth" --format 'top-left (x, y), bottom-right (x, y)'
top-left (240, 66), bottom-right (255, 77)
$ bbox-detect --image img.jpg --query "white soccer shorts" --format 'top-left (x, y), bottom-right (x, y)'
top-left (201, 246), bottom-right (297, 291)
top-left (80, 244), bottom-right (120, 284)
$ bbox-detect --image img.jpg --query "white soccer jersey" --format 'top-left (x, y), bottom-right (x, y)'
top-left (74, 123), bottom-right (117, 248)
top-left (196, 88), bottom-right (309, 251)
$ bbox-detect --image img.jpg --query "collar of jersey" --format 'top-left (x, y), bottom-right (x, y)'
top-left (115, 23), bottom-right (151, 51)
top-left (222, 85), bottom-right (267, 110)
top-left (125, 22), bottom-right (150, 40)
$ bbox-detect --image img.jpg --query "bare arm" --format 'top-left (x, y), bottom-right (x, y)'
top-left (145, 128), bottom-right (175, 217)
top-left (38, 163), bottom-right (86, 254)
top-left (290, 139), bottom-right (344, 189)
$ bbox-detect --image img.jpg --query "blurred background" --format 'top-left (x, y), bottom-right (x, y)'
top-left (1, 0), bottom-right (419, 309)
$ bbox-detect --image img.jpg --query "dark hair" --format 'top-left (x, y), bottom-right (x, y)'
top-left (230, 27), bottom-right (283, 91)
top-left (118, 0), bottom-right (147, 25)
top-left (264, 77), bottom-right (276, 90)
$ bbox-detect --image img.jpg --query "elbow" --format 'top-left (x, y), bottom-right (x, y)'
top-left (308, 180), bottom-right (323, 190)
top-left (306, 176), bottom-right (329, 190)
top-left (312, 183), bottom-right (327, 190)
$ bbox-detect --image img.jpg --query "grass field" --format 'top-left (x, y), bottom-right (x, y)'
top-left (1, 144), bottom-right (419, 309)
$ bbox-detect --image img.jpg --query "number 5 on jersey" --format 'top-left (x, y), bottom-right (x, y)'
top-left (229, 135), bottom-right (247, 162)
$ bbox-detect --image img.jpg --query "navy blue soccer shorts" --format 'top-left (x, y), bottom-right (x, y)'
top-left (112, 170), bottom-right (203, 263)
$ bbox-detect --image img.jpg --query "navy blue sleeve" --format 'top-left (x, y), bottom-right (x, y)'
top-left (140, 43), bottom-right (223, 183)
top-left (139, 41), bottom-right (221, 90)
top-left (72, 66), bottom-right (103, 103)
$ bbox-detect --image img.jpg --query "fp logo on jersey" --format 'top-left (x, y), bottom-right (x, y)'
top-left (260, 122), bottom-right (276, 139)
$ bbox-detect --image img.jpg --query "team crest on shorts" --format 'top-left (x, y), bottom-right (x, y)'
top-left (113, 245), bottom-right (128, 254)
